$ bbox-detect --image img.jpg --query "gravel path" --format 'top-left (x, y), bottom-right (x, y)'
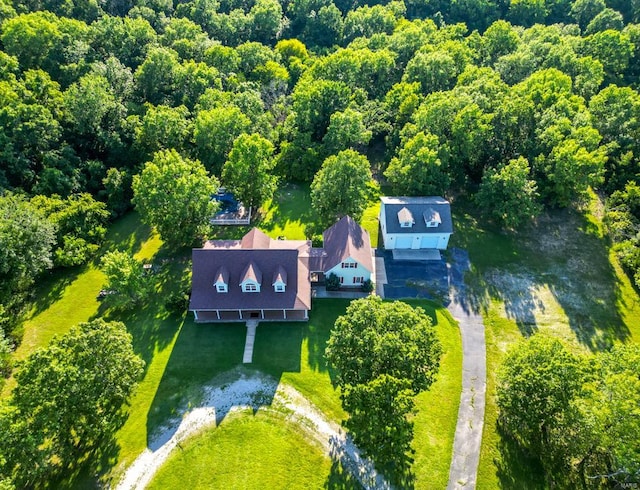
top-left (446, 250), bottom-right (487, 489)
top-left (115, 372), bottom-right (391, 490)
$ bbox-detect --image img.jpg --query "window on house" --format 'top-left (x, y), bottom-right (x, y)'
top-left (341, 262), bottom-right (357, 268)
top-left (340, 276), bottom-right (344, 284)
top-left (274, 284), bottom-right (285, 292)
top-left (216, 284), bottom-right (227, 293)
top-left (243, 283), bottom-right (258, 292)
top-left (353, 277), bottom-right (364, 284)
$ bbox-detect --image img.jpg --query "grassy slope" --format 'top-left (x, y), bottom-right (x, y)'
top-left (5, 187), bottom-right (460, 488)
top-left (451, 196), bottom-right (640, 489)
top-left (146, 410), bottom-right (335, 490)
top-left (1, 213), bottom-right (160, 397)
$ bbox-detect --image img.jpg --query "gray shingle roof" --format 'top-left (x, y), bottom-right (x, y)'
top-left (381, 196), bottom-right (453, 235)
top-left (322, 215), bottom-right (373, 272)
top-left (190, 228), bottom-right (311, 312)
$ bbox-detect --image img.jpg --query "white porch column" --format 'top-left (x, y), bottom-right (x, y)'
top-left (261, 309), bottom-right (264, 319)
top-left (283, 309), bottom-right (287, 319)
top-left (194, 310), bottom-right (199, 320)
top-left (304, 310), bottom-right (308, 319)
top-left (239, 310), bottom-right (243, 320)
top-left (216, 310), bottom-right (220, 320)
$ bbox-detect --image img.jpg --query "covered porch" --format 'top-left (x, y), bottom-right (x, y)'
top-left (193, 309), bottom-right (308, 323)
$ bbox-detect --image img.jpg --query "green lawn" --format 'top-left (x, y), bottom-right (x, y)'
top-left (451, 195), bottom-right (640, 489)
top-left (133, 298), bottom-right (460, 489)
top-left (1, 212), bottom-right (161, 397)
top-left (146, 409), bottom-right (341, 490)
top-left (5, 193), bottom-right (461, 489)
top-left (409, 302), bottom-right (462, 489)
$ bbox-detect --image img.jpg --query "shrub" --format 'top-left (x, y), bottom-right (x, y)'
top-left (326, 273), bottom-right (340, 291)
top-left (362, 279), bottom-right (374, 292)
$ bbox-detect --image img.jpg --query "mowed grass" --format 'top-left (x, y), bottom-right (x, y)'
top-left (143, 299), bottom-right (460, 489)
top-left (1, 212), bottom-right (161, 397)
top-left (451, 195), bottom-right (640, 489)
top-left (408, 301), bottom-right (462, 489)
top-left (146, 409), bottom-right (335, 490)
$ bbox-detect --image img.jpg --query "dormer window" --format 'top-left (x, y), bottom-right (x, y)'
top-left (424, 208), bottom-right (441, 228)
top-left (272, 265), bottom-right (287, 293)
top-left (243, 283), bottom-right (258, 292)
top-left (213, 266), bottom-right (229, 293)
top-left (240, 261), bottom-right (262, 293)
top-left (397, 207), bottom-right (414, 228)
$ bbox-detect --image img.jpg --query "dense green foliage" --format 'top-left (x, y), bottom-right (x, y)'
top-left (132, 149), bottom-right (218, 246)
top-left (325, 297), bottom-right (441, 481)
top-left (311, 149), bottom-right (375, 227)
top-left (497, 335), bottom-right (640, 487)
top-left (0, 319), bottom-right (144, 488)
top-left (1, 0), bottom-right (640, 483)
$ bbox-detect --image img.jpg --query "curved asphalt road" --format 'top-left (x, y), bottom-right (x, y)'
top-left (446, 252), bottom-right (487, 489)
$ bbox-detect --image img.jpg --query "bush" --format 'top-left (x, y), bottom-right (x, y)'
top-left (326, 273), bottom-right (340, 291)
top-left (362, 279), bottom-right (374, 292)
top-left (166, 289), bottom-right (190, 314)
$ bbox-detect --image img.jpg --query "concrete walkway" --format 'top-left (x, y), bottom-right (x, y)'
top-left (446, 289), bottom-right (486, 489)
top-left (242, 321), bottom-right (258, 363)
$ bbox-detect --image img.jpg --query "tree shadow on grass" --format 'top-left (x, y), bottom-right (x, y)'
top-left (494, 422), bottom-right (546, 490)
top-left (102, 212), bottom-right (153, 255)
top-left (25, 265), bottom-right (85, 318)
top-left (259, 183), bottom-right (314, 233)
top-left (454, 203), bottom-right (631, 350)
top-left (304, 299), bottom-right (351, 376)
top-left (145, 318), bottom-right (304, 449)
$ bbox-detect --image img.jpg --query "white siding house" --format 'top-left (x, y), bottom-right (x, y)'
top-left (325, 257), bottom-right (371, 287)
top-left (320, 216), bottom-right (373, 287)
top-left (379, 197), bottom-right (453, 250)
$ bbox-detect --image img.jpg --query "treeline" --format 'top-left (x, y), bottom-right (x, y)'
top-left (1, 1), bottom-right (640, 369)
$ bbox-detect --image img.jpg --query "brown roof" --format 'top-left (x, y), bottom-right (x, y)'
top-left (190, 229), bottom-right (311, 312)
top-left (241, 228), bottom-right (272, 249)
top-left (322, 216), bottom-right (373, 272)
top-left (241, 261), bottom-right (262, 284)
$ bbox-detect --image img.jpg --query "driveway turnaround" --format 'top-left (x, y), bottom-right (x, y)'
top-left (446, 250), bottom-right (487, 489)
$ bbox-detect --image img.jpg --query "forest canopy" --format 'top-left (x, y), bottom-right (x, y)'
top-left (1, 0), bottom-right (640, 375)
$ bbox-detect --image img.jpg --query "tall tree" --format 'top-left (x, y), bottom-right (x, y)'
top-left (100, 251), bottom-right (152, 308)
top-left (476, 157), bottom-right (542, 229)
top-left (325, 297), bottom-right (441, 480)
top-left (221, 133), bottom-right (276, 211)
top-left (132, 149), bottom-right (219, 246)
top-left (0, 319), bottom-right (144, 488)
top-left (384, 131), bottom-right (450, 196)
top-left (310, 149), bottom-right (374, 227)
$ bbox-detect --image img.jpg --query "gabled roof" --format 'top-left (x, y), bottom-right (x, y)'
top-left (398, 207), bottom-right (414, 224)
top-left (240, 261), bottom-right (262, 284)
top-left (424, 207), bottom-right (441, 224)
top-left (190, 228), bottom-right (311, 312)
top-left (381, 196), bottom-right (453, 235)
top-left (322, 215), bottom-right (373, 272)
top-left (241, 228), bottom-right (272, 249)
top-left (273, 265), bottom-right (287, 285)
top-left (214, 266), bottom-right (229, 285)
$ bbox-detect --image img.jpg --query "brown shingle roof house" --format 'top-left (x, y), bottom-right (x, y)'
top-left (189, 217), bottom-right (372, 322)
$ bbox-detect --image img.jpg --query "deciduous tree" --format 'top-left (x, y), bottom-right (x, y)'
top-left (0, 319), bottom-right (144, 488)
top-left (132, 149), bottom-right (219, 246)
top-left (221, 133), bottom-right (276, 211)
top-left (311, 149), bottom-right (374, 226)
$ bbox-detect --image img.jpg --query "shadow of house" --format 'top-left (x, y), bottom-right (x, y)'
top-left (145, 318), bottom-right (305, 449)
